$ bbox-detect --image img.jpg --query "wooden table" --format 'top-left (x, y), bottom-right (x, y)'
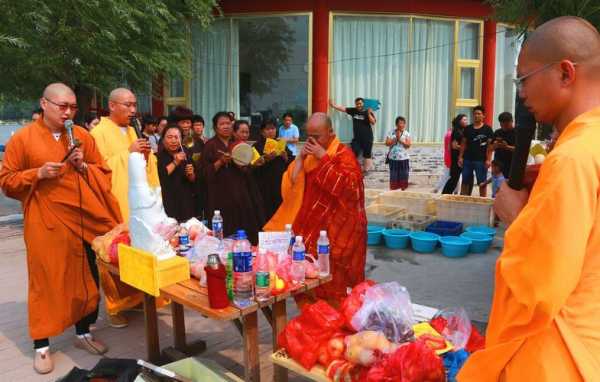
top-left (98, 260), bottom-right (331, 382)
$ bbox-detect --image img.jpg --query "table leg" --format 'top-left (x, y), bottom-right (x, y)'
top-left (172, 302), bottom-right (186, 351)
top-left (272, 300), bottom-right (288, 382)
top-left (143, 294), bottom-right (160, 363)
top-left (242, 311), bottom-right (260, 382)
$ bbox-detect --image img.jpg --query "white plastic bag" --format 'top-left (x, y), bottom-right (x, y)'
top-left (433, 307), bottom-right (472, 350)
top-left (350, 282), bottom-right (415, 343)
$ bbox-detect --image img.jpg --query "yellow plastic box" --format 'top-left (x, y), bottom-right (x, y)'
top-left (118, 243), bottom-right (190, 296)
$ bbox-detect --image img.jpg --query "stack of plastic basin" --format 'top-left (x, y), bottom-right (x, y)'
top-left (439, 236), bottom-right (472, 258)
top-left (409, 231), bottom-right (439, 253)
top-left (367, 225), bottom-right (385, 246)
top-left (425, 221), bottom-right (463, 237)
top-left (382, 228), bottom-right (411, 249)
top-left (461, 231), bottom-right (493, 253)
top-left (465, 225), bottom-right (496, 238)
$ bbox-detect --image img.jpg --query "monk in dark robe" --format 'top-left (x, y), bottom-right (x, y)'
top-left (265, 113), bottom-right (367, 303)
top-left (0, 83), bottom-right (122, 374)
top-left (253, 119), bottom-right (290, 221)
top-left (190, 114), bottom-right (207, 219)
top-left (201, 112), bottom-right (265, 244)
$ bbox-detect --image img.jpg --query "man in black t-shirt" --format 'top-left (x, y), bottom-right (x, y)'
top-left (492, 111), bottom-right (516, 178)
top-left (458, 105), bottom-right (494, 197)
top-left (330, 97), bottom-right (376, 172)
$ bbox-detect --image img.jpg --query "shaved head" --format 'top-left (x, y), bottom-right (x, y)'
top-left (522, 16), bottom-right (600, 65)
top-left (42, 83), bottom-right (75, 99)
top-left (306, 112), bottom-right (335, 149)
top-left (108, 87), bottom-right (137, 126)
top-left (308, 112), bottom-right (333, 132)
top-left (109, 87), bottom-right (134, 102)
top-left (518, 16), bottom-right (600, 130)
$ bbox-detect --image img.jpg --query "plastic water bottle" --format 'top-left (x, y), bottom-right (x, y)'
top-left (290, 236), bottom-right (306, 286)
top-left (255, 249), bottom-right (271, 302)
top-left (212, 210), bottom-right (223, 242)
top-left (233, 230), bottom-right (254, 307)
top-left (317, 230), bottom-right (330, 277)
top-left (285, 224), bottom-right (294, 258)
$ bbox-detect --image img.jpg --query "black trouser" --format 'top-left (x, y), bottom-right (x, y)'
top-left (442, 158), bottom-right (462, 194)
top-left (33, 241), bottom-right (99, 349)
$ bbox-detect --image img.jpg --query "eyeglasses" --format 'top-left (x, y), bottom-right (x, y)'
top-left (513, 61), bottom-right (577, 91)
top-left (44, 98), bottom-right (78, 112)
top-left (113, 101), bottom-right (137, 108)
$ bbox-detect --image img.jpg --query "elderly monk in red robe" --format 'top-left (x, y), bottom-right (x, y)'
top-left (0, 83), bottom-right (122, 374)
top-left (265, 112), bottom-right (367, 303)
top-left (459, 17), bottom-right (600, 381)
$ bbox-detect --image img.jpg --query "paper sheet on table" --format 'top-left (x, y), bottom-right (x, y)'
top-left (259, 231), bottom-right (291, 254)
top-left (411, 303), bottom-right (439, 322)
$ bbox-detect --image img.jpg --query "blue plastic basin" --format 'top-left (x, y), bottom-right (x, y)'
top-left (382, 228), bottom-right (411, 249)
top-left (465, 225), bottom-right (496, 238)
top-left (440, 236), bottom-right (472, 258)
top-left (367, 225), bottom-right (385, 246)
top-left (461, 232), bottom-right (493, 253)
top-left (426, 220), bottom-right (463, 237)
top-left (409, 231), bottom-right (440, 253)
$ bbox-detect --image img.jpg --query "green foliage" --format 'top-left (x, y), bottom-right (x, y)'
top-left (0, 0), bottom-right (219, 101)
top-left (488, 0), bottom-right (600, 34)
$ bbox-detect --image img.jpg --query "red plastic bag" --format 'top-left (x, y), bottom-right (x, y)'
top-left (109, 232), bottom-right (130, 264)
top-left (278, 300), bottom-right (345, 370)
top-left (466, 325), bottom-right (485, 353)
top-left (340, 280), bottom-right (376, 331)
top-left (361, 340), bottom-right (445, 382)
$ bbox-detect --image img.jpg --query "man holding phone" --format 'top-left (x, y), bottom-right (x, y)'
top-left (492, 112), bottom-right (516, 178)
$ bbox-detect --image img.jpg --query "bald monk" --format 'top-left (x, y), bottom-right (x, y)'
top-left (265, 113), bottom-right (367, 303)
top-left (0, 83), bottom-right (122, 374)
top-left (91, 88), bottom-right (159, 327)
top-left (459, 16), bottom-right (600, 381)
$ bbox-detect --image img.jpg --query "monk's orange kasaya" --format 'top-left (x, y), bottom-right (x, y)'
top-left (0, 118), bottom-right (122, 340)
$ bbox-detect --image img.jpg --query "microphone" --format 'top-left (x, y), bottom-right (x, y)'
top-left (129, 116), bottom-right (144, 139)
top-left (65, 119), bottom-right (75, 148)
top-left (62, 119), bottom-right (82, 162)
top-left (507, 99), bottom-right (537, 190)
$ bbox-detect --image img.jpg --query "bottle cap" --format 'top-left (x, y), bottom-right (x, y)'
top-left (295, 235), bottom-right (302, 243)
top-left (237, 230), bottom-right (247, 239)
top-left (214, 210), bottom-right (221, 216)
top-left (320, 230), bottom-right (326, 236)
top-left (285, 224), bottom-right (292, 230)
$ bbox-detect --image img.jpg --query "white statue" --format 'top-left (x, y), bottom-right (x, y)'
top-left (128, 152), bottom-right (176, 260)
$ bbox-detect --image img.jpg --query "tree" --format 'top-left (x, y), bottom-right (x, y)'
top-left (487, 0), bottom-right (600, 33)
top-left (487, 0), bottom-right (600, 139)
top-left (0, 0), bottom-right (218, 120)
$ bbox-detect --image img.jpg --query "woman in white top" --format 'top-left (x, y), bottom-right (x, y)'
top-left (385, 116), bottom-right (412, 190)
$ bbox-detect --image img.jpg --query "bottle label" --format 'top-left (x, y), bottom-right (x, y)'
top-left (179, 234), bottom-right (190, 246)
top-left (293, 250), bottom-right (305, 261)
top-left (212, 222), bottom-right (222, 232)
top-left (318, 245), bottom-right (329, 254)
top-left (256, 272), bottom-right (270, 288)
top-left (233, 252), bottom-right (252, 272)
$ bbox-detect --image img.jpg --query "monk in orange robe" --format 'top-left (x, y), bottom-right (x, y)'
top-left (458, 17), bottom-right (600, 381)
top-left (0, 83), bottom-right (122, 374)
top-left (265, 112), bottom-right (367, 303)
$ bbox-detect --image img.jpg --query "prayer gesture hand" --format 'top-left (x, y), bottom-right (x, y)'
top-left (173, 151), bottom-right (187, 165)
top-left (304, 137), bottom-right (326, 160)
top-left (130, 138), bottom-right (151, 153)
top-left (184, 164), bottom-right (195, 181)
top-left (494, 182), bottom-right (529, 225)
top-left (38, 162), bottom-right (65, 179)
top-left (220, 152), bottom-right (232, 165)
top-left (67, 147), bottom-right (85, 171)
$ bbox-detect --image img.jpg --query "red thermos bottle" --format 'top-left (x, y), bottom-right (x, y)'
top-left (205, 254), bottom-right (229, 309)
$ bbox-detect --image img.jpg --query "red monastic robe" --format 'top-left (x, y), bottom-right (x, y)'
top-left (266, 138), bottom-right (367, 302)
